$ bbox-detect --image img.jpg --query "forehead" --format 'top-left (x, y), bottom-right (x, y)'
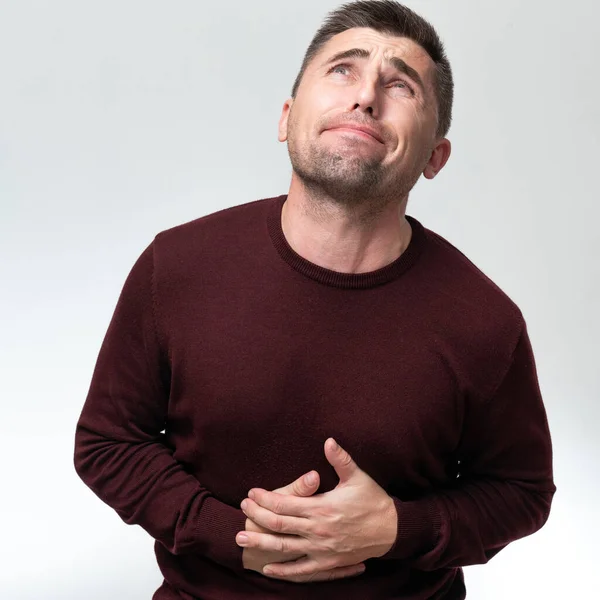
top-left (313, 27), bottom-right (435, 82)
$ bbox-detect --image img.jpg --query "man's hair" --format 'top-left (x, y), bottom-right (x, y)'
top-left (290, 0), bottom-right (454, 139)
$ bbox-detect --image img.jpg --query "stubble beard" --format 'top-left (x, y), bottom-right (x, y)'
top-left (286, 122), bottom-right (422, 223)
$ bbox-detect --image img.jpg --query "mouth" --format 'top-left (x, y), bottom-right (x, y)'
top-left (326, 127), bottom-right (384, 144)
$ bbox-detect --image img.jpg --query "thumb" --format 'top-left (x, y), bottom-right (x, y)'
top-left (273, 470), bottom-right (320, 496)
top-left (325, 438), bottom-right (359, 483)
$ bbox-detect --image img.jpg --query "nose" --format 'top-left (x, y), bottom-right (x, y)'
top-left (351, 75), bottom-right (380, 117)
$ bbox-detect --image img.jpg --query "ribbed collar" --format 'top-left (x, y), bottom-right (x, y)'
top-left (266, 194), bottom-right (426, 289)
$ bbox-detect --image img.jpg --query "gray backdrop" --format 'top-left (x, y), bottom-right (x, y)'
top-left (1, 0), bottom-right (596, 598)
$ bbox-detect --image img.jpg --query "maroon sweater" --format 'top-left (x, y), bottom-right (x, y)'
top-left (74, 194), bottom-right (556, 599)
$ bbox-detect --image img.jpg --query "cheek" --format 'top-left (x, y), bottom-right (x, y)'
top-left (395, 113), bottom-right (431, 152)
top-left (299, 88), bottom-right (344, 129)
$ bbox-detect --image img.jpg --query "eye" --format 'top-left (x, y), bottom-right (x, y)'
top-left (392, 80), bottom-right (415, 95)
top-left (329, 64), bottom-right (350, 75)
top-left (327, 64), bottom-right (415, 97)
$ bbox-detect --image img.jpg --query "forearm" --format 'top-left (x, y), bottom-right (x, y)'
top-left (74, 424), bottom-right (247, 571)
top-left (382, 476), bottom-right (554, 569)
top-left (382, 320), bottom-right (556, 569)
top-left (74, 241), bottom-right (246, 572)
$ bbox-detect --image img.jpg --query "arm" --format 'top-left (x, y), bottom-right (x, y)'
top-left (381, 320), bottom-right (557, 569)
top-left (73, 241), bottom-right (247, 571)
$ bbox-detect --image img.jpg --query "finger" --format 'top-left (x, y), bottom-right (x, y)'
top-left (273, 471), bottom-right (320, 496)
top-left (293, 564), bottom-right (366, 583)
top-left (241, 498), bottom-right (310, 535)
top-left (235, 530), bottom-right (307, 555)
top-left (264, 559), bottom-right (366, 581)
top-left (263, 556), bottom-right (323, 578)
top-left (324, 438), bottom-right (360, 483)
top-left (248, 488), bottom-right (315, 518)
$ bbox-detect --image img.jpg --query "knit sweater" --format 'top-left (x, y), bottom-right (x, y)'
top-left (74, 194), bottom-right (556, 599)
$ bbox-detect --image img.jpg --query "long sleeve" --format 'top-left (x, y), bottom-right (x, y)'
top-left (381, 319), bottom-right (556, 569)
top-left (73, 241), bottom-right (247, 571)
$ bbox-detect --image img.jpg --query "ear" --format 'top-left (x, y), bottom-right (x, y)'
top-left (278, 98), bottom-right (293, 142)
top-left (423, 138), bottom-right (451, 179)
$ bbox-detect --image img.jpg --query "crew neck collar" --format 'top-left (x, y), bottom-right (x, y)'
top-left (266, 194), bottom-right (426, 289)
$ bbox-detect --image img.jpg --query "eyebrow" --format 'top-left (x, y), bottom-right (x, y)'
top-left (320, 47), bottom-right (426, 94)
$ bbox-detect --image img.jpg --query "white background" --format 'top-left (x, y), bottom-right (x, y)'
top-left (1, 0), bottom-right (598, 597)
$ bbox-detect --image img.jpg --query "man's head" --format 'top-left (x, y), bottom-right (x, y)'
top-left (278, 0), bottom-right (453, 214)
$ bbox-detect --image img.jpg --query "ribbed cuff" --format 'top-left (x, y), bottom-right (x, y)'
top-left (195, 496), bottom-right (248, 572)
top-left (380, 495), bottom-right (442, 560)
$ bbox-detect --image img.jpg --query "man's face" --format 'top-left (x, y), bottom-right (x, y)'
top-left (278, 28), bottom-right (446, 210)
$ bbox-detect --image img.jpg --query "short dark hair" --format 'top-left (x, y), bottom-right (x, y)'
top-left (290, 0), bottom-right (454, 139)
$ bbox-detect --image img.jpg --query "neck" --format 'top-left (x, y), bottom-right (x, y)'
top-left (281, 175), bottom-right (413, 274)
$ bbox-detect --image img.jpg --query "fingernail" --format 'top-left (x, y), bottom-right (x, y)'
top-left (241, 500), bottom-right (248, 510)
top-left (248, 490), bottom-right (255, 500)
top-left (305, 472), bottom-right (317, 486)
top-left (237, 534), bottom-right (249, 546)
top-left (331, 438), bottom-right (339, 451)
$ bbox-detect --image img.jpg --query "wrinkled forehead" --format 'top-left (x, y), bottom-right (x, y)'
top-left (311, 27), bottom-right (436, 89)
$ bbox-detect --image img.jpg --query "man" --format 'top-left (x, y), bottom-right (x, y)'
top-left (74, 1), bottom-right (556, 598)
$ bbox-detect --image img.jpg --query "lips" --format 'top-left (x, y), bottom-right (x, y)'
top-left (326, 125), bottom-right (384, 144)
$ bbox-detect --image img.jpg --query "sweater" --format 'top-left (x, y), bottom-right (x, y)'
top-left (74, 193), bottom-right (556, 599)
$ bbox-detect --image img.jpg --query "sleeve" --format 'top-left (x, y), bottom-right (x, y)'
top-left (380, 320), bottom-right (557, 569)
top-left (73, 241), bottom-right (247, 572)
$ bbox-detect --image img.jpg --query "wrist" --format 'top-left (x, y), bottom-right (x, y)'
top-left (373, 495), bottom-right (398, 558)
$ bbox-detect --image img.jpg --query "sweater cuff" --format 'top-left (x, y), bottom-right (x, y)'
top-left (194, 496), bottom-right (248, 572)
top-left (380, 495), bottom-right (442, 560)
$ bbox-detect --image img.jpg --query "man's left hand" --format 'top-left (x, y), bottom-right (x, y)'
top-left (237, 438), bottom-right (398, 579)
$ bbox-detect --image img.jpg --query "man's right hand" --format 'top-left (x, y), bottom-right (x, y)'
top-left (239, 471), bottom-right (367, 583)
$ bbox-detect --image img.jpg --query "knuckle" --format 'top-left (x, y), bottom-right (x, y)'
top-left (307, 521), bottom-right (340, 552)
top-left (320, 537), bottom-right (340, 554)
top-left (311, 524), bottom-right (329, 540)
top-left (272, 515), bottom-right (284, 532)
top-left (340, 452), bottom-right (353, 467)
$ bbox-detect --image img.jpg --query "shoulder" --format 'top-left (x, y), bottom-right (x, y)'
top-left (415, 221), bottom-right (526, 393)
top-left (156, 196), bottom-right (270, 249)
top-left (420, 222), bottom-right (522, 324)
top-left (148, 196), bottom-right (272, 275)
